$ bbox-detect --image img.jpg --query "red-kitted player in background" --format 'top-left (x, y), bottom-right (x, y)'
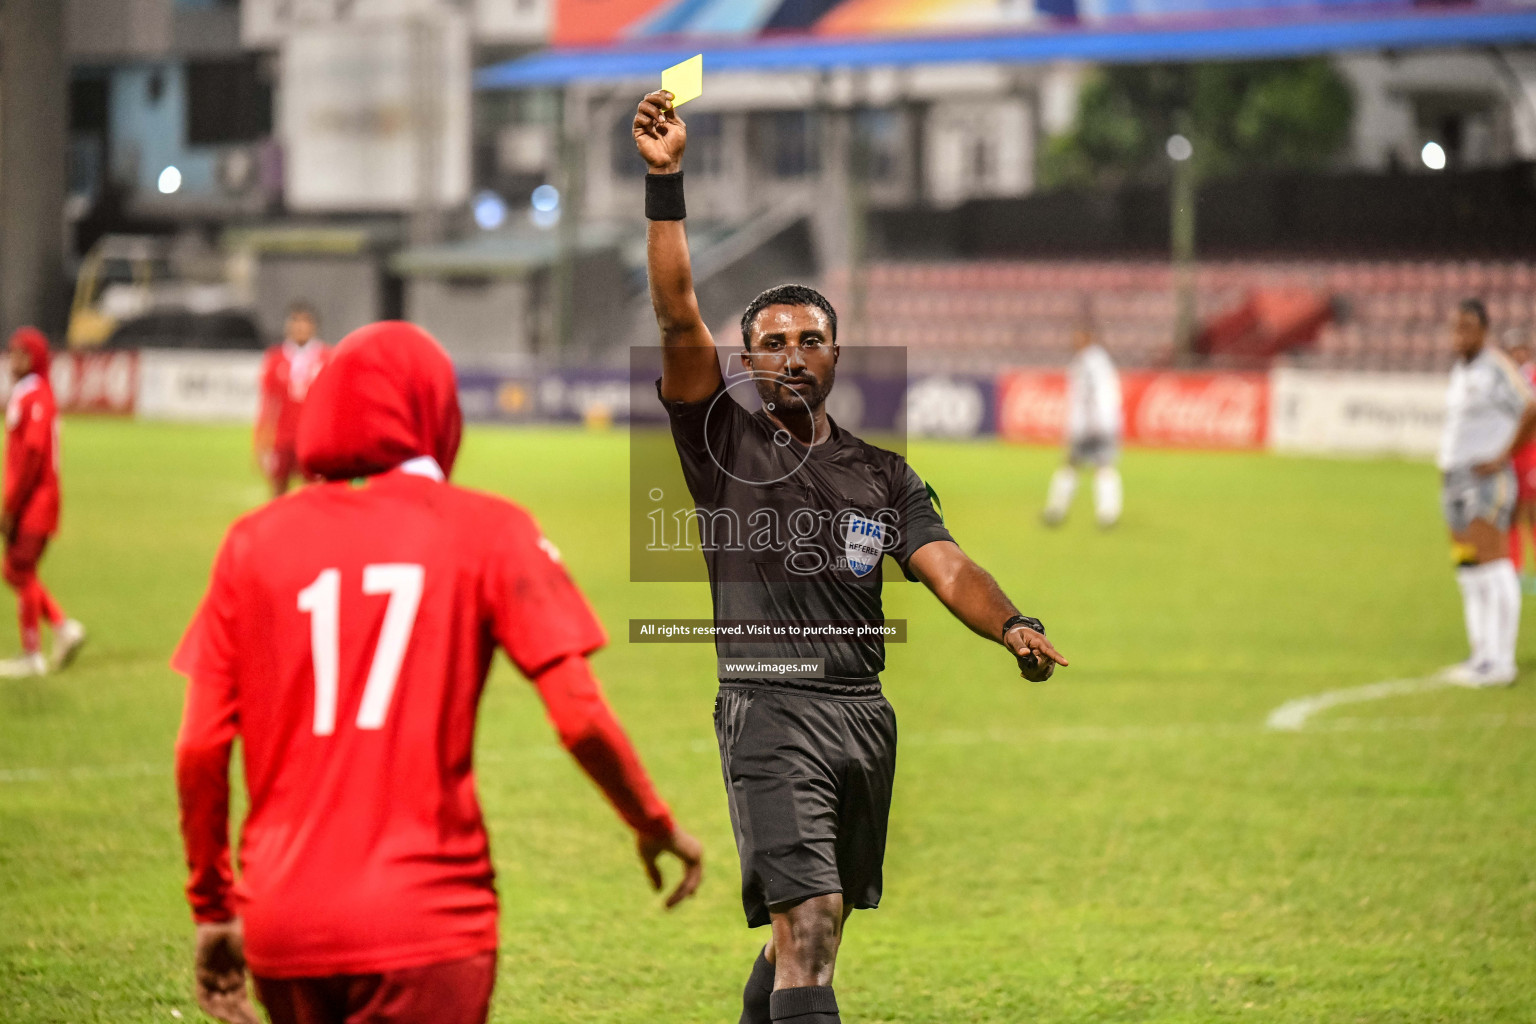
top-left (174, 321), bottom-right (703, 1024)
top-left (0, 328), bottom-right (85, 678)
top-left (254, 302), bottom-right (330, 496)
top-left (1506, 330), bottom-right (1536, 588)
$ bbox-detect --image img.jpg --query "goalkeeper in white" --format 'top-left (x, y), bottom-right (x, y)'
top-left (1043, 318), bottom-right (1123, 529)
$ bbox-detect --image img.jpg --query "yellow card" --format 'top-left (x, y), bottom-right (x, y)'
top-left (662, 54), bottom-right (703, 107)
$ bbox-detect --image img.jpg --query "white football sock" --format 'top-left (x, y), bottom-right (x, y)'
top-left (1045, 467), bottom-right (1077, 519)
top-left (1487, 558), bottom-right (1521, 673)
top-left (1094, 466), bottom-right (1122, 525)
top-left (1457, 564), bottom-right (1491, 665)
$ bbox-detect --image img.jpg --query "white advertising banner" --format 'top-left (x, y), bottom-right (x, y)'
top-left (279, 12), bottom-right (471, 212)
top-left (1269, 367), bottom-right (1447, 459)
top-left (244, 0), bottom-right (540, 46)
top-left (243, 0), bottom-right (441, 47)
top-left (473, 0), bottom-right (551, 43)
top-left (137, 350), bottom-right (264, 423)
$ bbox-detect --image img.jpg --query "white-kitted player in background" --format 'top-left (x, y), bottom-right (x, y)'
top-left (1438, 298), bottom-right (1536, 687)
top-left (1043, 309), bottom-right (1123, 529)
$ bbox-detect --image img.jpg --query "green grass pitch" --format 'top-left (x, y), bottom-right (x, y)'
top-left (2, 419), bottom-right (1534, 1023)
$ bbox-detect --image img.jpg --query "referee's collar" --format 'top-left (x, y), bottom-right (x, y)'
top-left (759, 409), bottom-right (844, 451)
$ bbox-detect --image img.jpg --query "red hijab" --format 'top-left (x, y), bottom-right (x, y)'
top-left (9, 327), bottom-right (51, 379)
top-left (297, 321), bottom-right (462, 481)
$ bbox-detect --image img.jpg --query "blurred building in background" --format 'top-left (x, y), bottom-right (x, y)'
top-left (3, 0), bottom-right (1530, 374)
top-left (471, 0), bottom-right (1536, 372)
top-left (58, 0), bottom-right (549, 352)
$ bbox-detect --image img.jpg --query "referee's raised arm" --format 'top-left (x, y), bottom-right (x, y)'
top-left (635, 90), bottom-right (722, 403)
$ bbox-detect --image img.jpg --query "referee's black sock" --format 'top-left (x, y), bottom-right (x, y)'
top-left (739, 949), bottom-right (774, 1024)
top-left (769, 985), bottom-right (840, 1023)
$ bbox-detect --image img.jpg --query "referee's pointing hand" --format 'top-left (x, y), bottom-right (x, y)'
top-left (1007, 625), bottom-right (1067, 682)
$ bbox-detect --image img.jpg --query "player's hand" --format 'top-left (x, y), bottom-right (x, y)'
top-left (1473, 457), bottom-right (1508, 476)
top-left (1007, 625), bottom-right (1067, 682)
top-left (0, 512), bottom-right (13, 541)
top-left (637, 825), bottom-right (704, 909)
top-left (634, 91), bottom-right (687, 174)
top-left (193, 920), bottom-right (261, 1024)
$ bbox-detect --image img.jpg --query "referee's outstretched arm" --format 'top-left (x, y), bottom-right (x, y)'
top-left (635, 90), bottom-right (723, 404)
top-left (907, 539), bottom-right (1069, 681)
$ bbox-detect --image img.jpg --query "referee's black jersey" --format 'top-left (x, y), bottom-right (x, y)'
top-left (659, 377), bottom-right (953, 691)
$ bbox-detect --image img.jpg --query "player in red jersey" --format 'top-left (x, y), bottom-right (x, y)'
top-left (174, 321), bottom-right (704, 1024)
top-left (1505, 330), bottom-right (1536, 585)
top-left (254, 302), bottom-right (330, 497)
top-left (0, 328), bottom-right (85, 678)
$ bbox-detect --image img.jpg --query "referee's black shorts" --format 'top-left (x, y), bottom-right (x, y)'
top-left (713, 684), bottom-right (898, 928)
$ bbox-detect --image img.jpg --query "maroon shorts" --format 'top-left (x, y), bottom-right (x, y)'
top-left (3, 533), bottom-right (49, 588)
top-left (253, 951), bottom-right (496, 1024)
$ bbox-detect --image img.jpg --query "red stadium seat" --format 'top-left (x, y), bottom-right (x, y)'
top-left (826, 258), bottom-right (1536, 372)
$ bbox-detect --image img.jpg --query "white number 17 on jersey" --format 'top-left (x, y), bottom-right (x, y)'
top-left (297, 564), bottom-right (425, 736)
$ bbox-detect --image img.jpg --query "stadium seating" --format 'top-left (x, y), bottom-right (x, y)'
top-left (822, 260), bottom-right (1536, 372)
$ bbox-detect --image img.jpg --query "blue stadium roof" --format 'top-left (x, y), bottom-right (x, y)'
top-left (477, 5), bottom-right (1536, 89)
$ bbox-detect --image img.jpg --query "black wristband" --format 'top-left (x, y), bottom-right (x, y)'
top-left (645, 170), bottom-right (686, 221)
top-left (1001, 614), bottom-right (1045, 642)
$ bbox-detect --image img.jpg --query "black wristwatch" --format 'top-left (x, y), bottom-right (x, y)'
top-left (1001, 614), bottom-right (1045, 642)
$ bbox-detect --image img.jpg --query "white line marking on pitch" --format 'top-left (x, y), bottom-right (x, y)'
top-left (7, 708), bottom-right (1534, 784)
top-left (1265, 675), bottom-right (1453, 732)
top-left (0, 761), bottom-right (166, 784)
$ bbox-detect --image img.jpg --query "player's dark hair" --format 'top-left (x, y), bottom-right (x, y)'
top-left (287, 300), bottom-right (317, 321)
top-left (740, 284), bottom-right (838, 349)
top-left (1459, 298), bottom-right (1489, 328)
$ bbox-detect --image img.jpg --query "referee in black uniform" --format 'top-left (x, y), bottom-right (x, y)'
top-left (635, 91), bottom-right (1068, 1024)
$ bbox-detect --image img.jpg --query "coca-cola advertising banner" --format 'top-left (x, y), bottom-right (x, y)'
top-left (998, 370), bottom-right (1270, 450)
top-left (997, 371), bottom-right (1068, 443)
top-left (52, 350), bottom-right (138, 415)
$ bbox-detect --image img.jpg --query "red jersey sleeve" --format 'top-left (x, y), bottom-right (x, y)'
top-left (484, 509), bottom-right (669, 836)
top-left (531, 656), bottom-right (674, 839)
top-left (486, 511), bottom-right (607, 676)
top-left (20, 391), bottom-right (51, 451)
top-left (4, 391), bottom-right (50, 518)
top-left (172, 531), bottom-right (244, 923)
